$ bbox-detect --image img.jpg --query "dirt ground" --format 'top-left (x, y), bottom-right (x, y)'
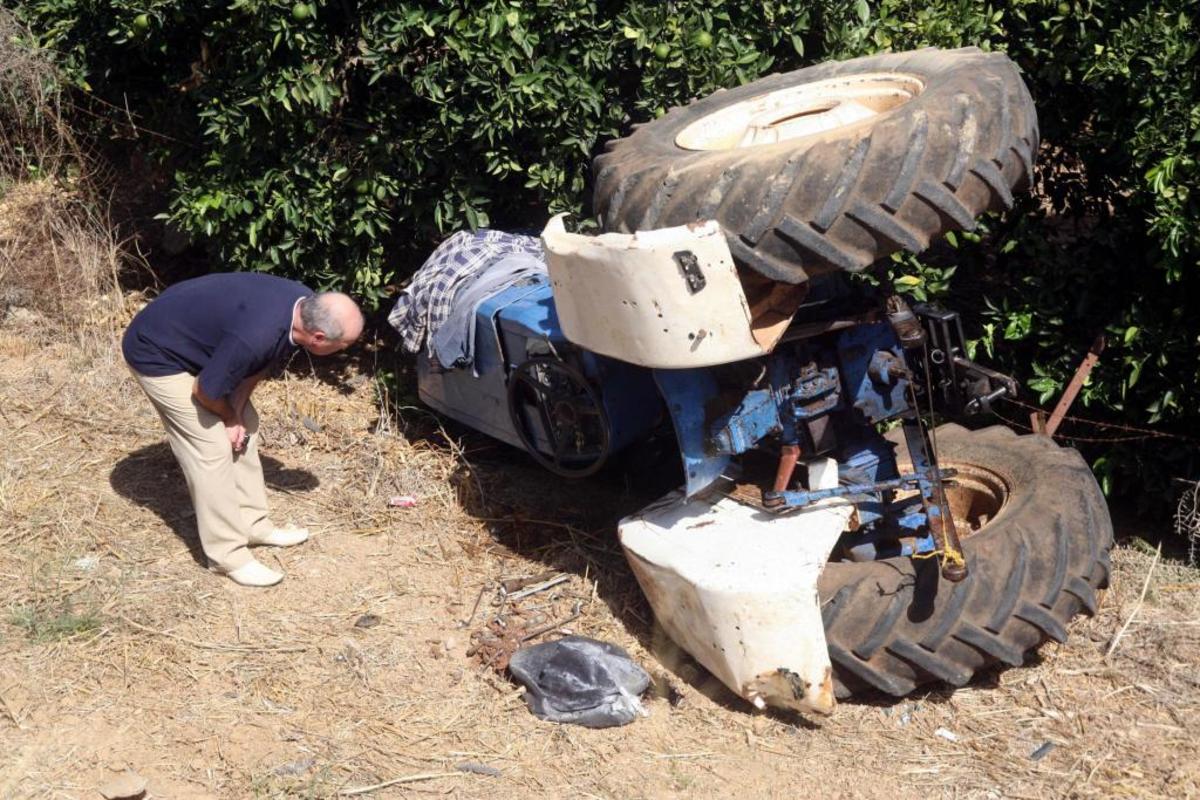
top-left (1, 303), bottom-right (1198, 800)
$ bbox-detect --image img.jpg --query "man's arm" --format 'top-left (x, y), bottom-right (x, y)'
top-left (192, 379), bottom-right (248, 452)
top-left (192, 335), bottom-right (265, 453)
top-left (192, 379), bottom-right (236, 424)
top-left (230, 370), bottom-right (266, 419)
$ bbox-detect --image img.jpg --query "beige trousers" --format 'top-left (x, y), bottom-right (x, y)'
top-left (131, 370), bottom-right (273, 571)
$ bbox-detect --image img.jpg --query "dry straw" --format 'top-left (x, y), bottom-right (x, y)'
top-left (0, 9), bottom-right (129, 340)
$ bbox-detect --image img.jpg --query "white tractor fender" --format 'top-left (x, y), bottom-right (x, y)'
top-left (541, 214), bottom-right (790, 369)
top-left (618, 458), bottom-right (851, 716)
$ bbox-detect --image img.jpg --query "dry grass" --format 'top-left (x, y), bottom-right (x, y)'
top-left (0, 9), bottom-right (74, 179)
top-left (0, 9), bottom-right (128, 336)
top-left (0, 308), bottom-right (1197, 800)
top-left (0, 179), bottom-right (127, 329)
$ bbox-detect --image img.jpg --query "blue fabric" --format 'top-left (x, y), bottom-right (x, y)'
top-left (428, 253), bottom-right (548, 372)
top-left (122, 273), bottom-right (311, 401)
top-left (388, 229), bottom-right (545, 355)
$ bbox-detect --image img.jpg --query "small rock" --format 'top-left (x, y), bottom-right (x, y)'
top-left (273, 758), bottom-right (316, 777)
top-left (300, 415), bottom-right (322, 433)
top-left (99, 770), bottom-right (147, 800)
top-left (934, 727), bottom-right (959, 743)
top-left (354, 614), bottom-right (380, 629)
top-left (443, 636), bottom-right (458, 652)
top-left (1030, 741), bottom-right (1055, 761)
top-left (74, 556), bottom-right (100, 571)
top-left (455, 762), bottom-right (500, 777)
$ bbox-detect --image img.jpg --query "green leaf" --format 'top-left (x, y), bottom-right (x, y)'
top-left (1002, 309), bottom-right (1033, 341)
top-left (1128, 359), bottom-right (1143, 388)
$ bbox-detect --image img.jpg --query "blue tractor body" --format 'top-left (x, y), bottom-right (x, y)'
top-left (414, 267), bottom-right (998, 564)
top-left (416, 275), bottom-right (661, 463)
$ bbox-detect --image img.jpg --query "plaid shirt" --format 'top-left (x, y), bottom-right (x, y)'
top-left (388, 229), bottom-right (545, 354)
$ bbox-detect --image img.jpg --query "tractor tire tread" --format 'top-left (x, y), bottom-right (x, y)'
top-left (594, 48), bottom-right (1037, 284)
top-left (821, 425), bottom-right (1113, 699)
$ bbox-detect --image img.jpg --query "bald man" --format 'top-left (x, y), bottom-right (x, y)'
top-left (122, 273), bottom-right (364, 586)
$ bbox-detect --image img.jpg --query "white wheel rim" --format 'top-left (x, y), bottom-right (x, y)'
top-left (675, 73), bottom-right (925, 151)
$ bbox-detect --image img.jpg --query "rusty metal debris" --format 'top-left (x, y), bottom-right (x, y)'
top-left (1036, 334), bottom-right (1106, 437)
top-left (928, 479), bottom-right (969, 583)
top-left (499, 570), bottom-right (559, 595)
top-left (465, 571), bottom-right (579, 673)
top-left (503, 573), bottom-right (570, 602)
top-left (467, 613), bottom-right (529, 672)
top-left (520, 601), bottom-right (582, 643)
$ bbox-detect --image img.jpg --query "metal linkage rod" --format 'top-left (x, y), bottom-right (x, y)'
top-left (772, 468), bottom-right (957, 508)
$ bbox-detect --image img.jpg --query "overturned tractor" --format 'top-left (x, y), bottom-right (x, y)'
top-left (402, 48), bottom-right (1113, 716)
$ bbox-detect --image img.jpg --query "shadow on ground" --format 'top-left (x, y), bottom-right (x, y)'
top-left (416, 420), bottom-right (1023, 724)
top-left (109, 442), bottom-right (319, 566)
top-left (405, 416), bottom-right (801, 717)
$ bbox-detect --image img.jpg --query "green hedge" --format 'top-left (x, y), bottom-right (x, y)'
top-left (17, 1), bottom-right (829, 302)
top-left (14, 0), bottom-right (1200, 499)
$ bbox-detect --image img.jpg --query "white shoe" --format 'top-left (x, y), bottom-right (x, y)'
top-left (222, 559), bottom-right (284, 587)
top-left (250, 526), bottom-right (310, 547)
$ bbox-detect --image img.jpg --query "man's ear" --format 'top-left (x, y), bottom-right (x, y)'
top-left (310, 330), bottom-right (328, 345)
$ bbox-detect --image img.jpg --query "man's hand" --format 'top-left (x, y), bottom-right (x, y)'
top-left (193, 379), bottom-right (249, 453)
top-left (226, 422), bottom-right (248, 454)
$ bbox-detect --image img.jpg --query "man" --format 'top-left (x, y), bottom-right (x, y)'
top-left (122, 273), bottom-right (364, 587)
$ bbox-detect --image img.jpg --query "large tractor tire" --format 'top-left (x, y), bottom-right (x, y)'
top-left (818, 424), bottom-right (1113, 698)
top-left (594, 48), bottom-right (1037, 284)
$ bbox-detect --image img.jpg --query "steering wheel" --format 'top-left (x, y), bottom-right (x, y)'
top-left (506, 356), bottom-right (611, 478)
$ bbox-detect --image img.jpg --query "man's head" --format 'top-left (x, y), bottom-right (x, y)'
top-left (294, 292), bottom-right (364, 355)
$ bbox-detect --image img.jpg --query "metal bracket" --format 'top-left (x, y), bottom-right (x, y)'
top-left (673, 250), bottom-right (707, 294)
top-left (914, 303), bottom-right (1017, 415)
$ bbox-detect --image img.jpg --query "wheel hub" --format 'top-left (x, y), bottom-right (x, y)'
top-left (675, 73), bottom-right (925, 151)
top-left (552, 400), bottom-right (579, 427)
top-left (940, 461), bottom-right (1009, 535)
